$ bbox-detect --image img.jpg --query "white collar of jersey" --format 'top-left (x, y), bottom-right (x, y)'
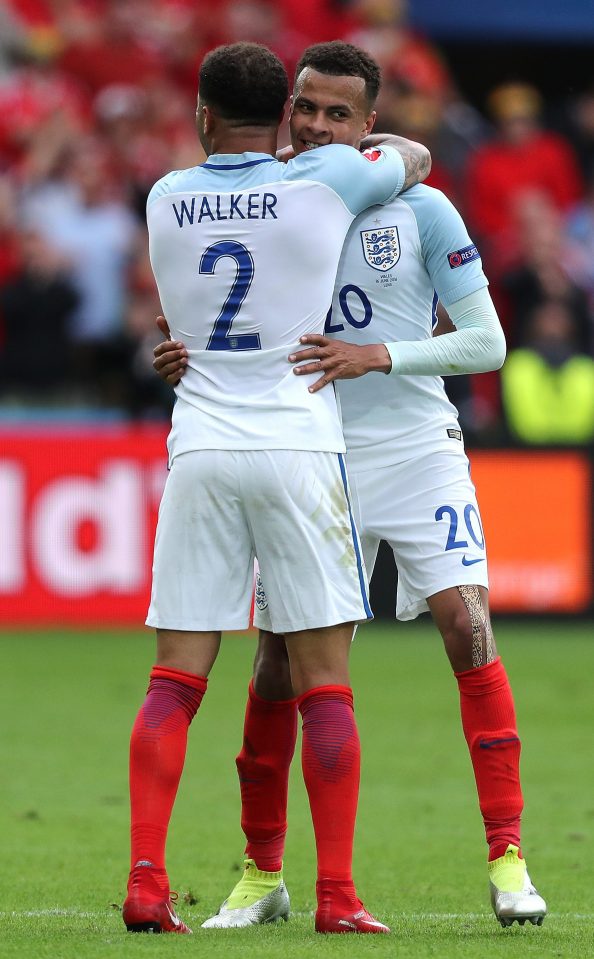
top-left (201, 152), bottom-right (276, 170)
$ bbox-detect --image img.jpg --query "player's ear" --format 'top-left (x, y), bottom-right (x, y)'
top-left (288, 94), bottom-right (294, 118)
top-left (196, 98), bottom-right (212, 133)
top-left (201, 104), bottom-right (215, 136)
top-left (196, 101), bottom-right (214, 153)
top-left (364, 110), bottom-right (377, 137)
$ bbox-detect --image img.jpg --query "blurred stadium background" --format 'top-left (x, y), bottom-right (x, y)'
top-left (0, 0), bottom-right (593, 622)
top-left (2, 5), bottom-right (594, 955)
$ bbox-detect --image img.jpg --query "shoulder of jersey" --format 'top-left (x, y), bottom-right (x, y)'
top-left (147, 166), bottom-right (203, 203)
top-left (394, 183), bottom-right (460, 220)
top-left (287, 143), bottom-right (360, 170)
top-left (398, 182), bottom-right (446, 202)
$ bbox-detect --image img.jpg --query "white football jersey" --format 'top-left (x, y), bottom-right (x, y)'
top-left (147, 146), bottom-right (405, 461)
top-left (327, 184), bottom-right (488, 471)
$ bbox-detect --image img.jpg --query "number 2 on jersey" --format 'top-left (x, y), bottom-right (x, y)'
top-left (201, 240), bottom-right (261, 351)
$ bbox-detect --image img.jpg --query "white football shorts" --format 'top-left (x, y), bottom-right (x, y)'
top-left (146, 449), bottom-right (372, 634)
top-left (348, 447), bottom-right (489, 621)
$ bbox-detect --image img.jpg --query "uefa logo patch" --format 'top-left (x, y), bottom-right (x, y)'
top-left (255, 572), bottom-right (268, 610)
top-left (447, 244), bottom-right (480, 269)
top-left (360, 226), bottom-right (400, 272)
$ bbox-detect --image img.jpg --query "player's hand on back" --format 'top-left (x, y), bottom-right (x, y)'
top-left (153, 315), bottom-right (188, 387)
top-left (289, 335), bottom-right (392, 393)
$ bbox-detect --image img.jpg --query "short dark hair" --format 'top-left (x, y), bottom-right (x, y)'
top-left (199, 43), bottom-right (288, 126)
top-left (295, 41), bottom-right (381, 108)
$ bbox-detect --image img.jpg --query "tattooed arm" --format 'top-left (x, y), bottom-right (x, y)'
top-left (361, 134), bottom-right (431, 190)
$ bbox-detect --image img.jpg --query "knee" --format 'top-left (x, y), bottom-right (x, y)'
top-left (440, 605), bottom-right (479, 673)
top-left (441, 604), bottom-right (474, 645)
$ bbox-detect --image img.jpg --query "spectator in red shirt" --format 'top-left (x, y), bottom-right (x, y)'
top-left (466, 83), bottom-right (583, 256)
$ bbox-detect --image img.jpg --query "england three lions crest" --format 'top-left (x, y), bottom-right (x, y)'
top-left (254, 571), bottom-right (268, 610)
top-left (360, 226), bottom-right (400, 272)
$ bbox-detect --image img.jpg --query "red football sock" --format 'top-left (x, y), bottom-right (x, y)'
top-left (455, 657), bottom-right (523, 859)
top-left (129, 665), bottom-right (207, 888)
top-left (299, 685), bottom-right (360, 888)
top-left (236, 681), bottom-right (298, 872)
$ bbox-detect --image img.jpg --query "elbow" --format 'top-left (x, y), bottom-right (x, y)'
top-left (478, 328), bottom-right (506, 372)
top-left (419, 143), bottom-right (432, 181)
top-left (492, 330), bottom-right (507, 371)
top-left (409, 139), bottom-right (431, 183)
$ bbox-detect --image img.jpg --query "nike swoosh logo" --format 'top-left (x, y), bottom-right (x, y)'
top-left (165, 904), bottom-right (181, 927)
top-left (479, 736), bottom-right (520, 749)
top-left (461, 555), bottom-right (485, 566)
top-left (338, 914), bottom-right (387, 931)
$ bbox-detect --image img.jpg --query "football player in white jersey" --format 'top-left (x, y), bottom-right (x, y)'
top-left (152, 42), bottom-right (546, 931)
top-left (123, 41), bottom-right (435, 937)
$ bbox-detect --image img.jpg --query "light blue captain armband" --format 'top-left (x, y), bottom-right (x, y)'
top-left (386, 287), bottom-right (506, 376)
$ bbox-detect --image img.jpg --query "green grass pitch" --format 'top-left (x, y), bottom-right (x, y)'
top-left (1, 620), bottom-right (593, 958)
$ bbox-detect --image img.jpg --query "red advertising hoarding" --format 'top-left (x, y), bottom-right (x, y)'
top-left (0, 430), bottom-right (591, 624)
top-left (469, 450), bottom-right (592, 612)
top-left (0, 427), bottom-right (168, 624)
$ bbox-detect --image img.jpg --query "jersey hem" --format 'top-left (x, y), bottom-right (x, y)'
top-left (396, 568), bottom-right (490, 621)
top-left (253, 610), bottom-right (374, 633)
top-left (146, 615), bottom-right (251, 630)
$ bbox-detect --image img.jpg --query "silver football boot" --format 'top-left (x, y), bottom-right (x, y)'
top-left (489, 844), bottom-right (547, 927)
top-left (202, 859), bottom-right (290, 928)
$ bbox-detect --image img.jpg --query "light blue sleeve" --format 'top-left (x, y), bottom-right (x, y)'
top-left (284, 144), bottom-right (405, 216)
top-left (400, 185), bottom-right (488, 306)
top-left (386, 287), bottom-right (506, 376)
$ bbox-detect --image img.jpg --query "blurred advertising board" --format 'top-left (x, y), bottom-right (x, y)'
top-left (0, 430), bottom-right (591, 624)
top-left (469, 450), bottom-right (592, 613)
top-left (0, 427), bottom-right (168, 625)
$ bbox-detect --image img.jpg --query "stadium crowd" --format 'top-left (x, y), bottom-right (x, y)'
top-left (1, 0), bottom-right (594, 443)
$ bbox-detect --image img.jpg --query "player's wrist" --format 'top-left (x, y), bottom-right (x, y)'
top-left (368, 344), bottom-right (392, 374)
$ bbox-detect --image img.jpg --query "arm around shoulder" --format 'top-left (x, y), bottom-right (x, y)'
top-left (361, 134), bottom-right (431, 190)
